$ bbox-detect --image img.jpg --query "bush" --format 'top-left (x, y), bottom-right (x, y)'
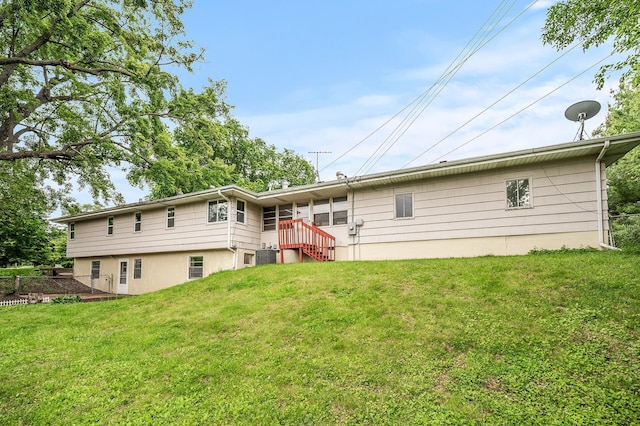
top-left (612, 215), bottom-right (640, 250)
top-left (51, 295), bottom-right (81, 304)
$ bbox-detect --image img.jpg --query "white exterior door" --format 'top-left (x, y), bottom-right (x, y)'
top-left (118, 259), bottom-right (129, 294)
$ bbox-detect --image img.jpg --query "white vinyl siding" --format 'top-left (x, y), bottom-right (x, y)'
top-left (352, 158), bottom-right (602, 244)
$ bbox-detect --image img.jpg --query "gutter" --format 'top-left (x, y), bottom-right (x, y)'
top-left (218, 189), bottom-right (238, 269)
top-left (595, 140), bottom-right (618, 250)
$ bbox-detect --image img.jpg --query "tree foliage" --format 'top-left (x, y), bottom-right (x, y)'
top-left (0, 162), bottom-right (53, 266)
top-left (0, 0), bottom-right (315, 205)
top-left (542, 0), bottom-right (640, 88)
top-left (593, 75), bottom-right (640, 247)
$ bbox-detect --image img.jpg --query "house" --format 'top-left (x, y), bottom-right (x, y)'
top-left (53, 132), bottom-right (640, 294)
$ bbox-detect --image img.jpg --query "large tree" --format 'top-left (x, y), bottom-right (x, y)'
top-left (542, 0), bottom-right (640, 89)
top-left (0, 0), bottom-right (314, 205)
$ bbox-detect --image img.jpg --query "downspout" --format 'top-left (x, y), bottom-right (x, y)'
top-left (595, 140), bottom-right (618, 250)
top-left (218, 189), bottom-right (238, 269)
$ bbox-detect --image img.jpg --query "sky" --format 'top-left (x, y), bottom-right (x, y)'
top-left (83, 0), bottom-right (621, 204)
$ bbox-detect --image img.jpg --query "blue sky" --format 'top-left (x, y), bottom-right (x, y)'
top-left (95, 0), bottom-right (619, 203)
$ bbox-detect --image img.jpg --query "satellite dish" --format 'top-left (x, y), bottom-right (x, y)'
top-left (564, 100), bottom-right (601, 140)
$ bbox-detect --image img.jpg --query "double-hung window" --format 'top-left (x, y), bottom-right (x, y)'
top-left (167, 207), bottom-right (175, 228)
top-left (133, 259), bottom-right (142, 279)
top-left (332, 196), bottom-right (348, 225)
top-left (69, 223), bottom-right (75, 240)
top-left (189, 256), bottom-right (204, 279)
top-left (237, 200), bottom-right (246, 224)
top-left (506, 178), bottom-right (531, 209)
top-left (313, 199), bottom-right (330, 226)
top-left (395, 193), bottom-right (413, 219)
top-left (208, 200), bottom-right (228, 223)
top-left (134, 212), bottom-right (142, 232)
top-left (107, 217), bottom-right (114, 235)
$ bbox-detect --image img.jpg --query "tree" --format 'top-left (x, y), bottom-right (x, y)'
top-left (0, 162), bottom-right (53, 266)
top-left (0, 1), bottom-right (315, 205)
top-left (542, 0), bottom-right (640, 89)
top-left (593, 76), bottom-right (640, 248)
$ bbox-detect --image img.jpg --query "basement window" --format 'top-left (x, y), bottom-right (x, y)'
top-left (189, 256), bottom-right (204, 279)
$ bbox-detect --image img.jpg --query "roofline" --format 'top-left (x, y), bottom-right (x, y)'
top-left (52, 132), bottom-right (640, 223)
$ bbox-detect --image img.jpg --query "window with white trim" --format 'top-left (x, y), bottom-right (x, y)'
top-left (107, 217), bottom-right (114, 235)
top-left (313, 199), bottom-right (330, 226)
top-left (395, 193), bottom-right (413, 218)
top-left (167, 207), bottom-right (175, 228)
top-left (244, 253), bottom-right (254, 265)
top-left (237, 200), bottom-right (246, 224)
top-left (189, 256), bottom-right (204, 279)
top-left (91, 260), bottom-right (100, 279)
top-left (208, 200), bottom-right (228, 223)
top-left (332, 196), bottom-right (348, 225)
top-left (69, 223), bottom-right (75, 240)
top-left (134, 212), bottom-right (142, 232)
top-left (506, 178), bottom-right (531, 209)
top-left (133, 258), bottom-right (142, 279)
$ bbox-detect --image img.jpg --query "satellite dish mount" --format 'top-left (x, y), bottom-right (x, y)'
top-left (564, 100), bottom-right (601, 141)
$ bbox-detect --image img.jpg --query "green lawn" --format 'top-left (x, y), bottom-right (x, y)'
top-left (1, 252), bottom-right (639, 424)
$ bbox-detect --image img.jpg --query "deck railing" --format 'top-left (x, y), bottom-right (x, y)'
top-left (278, 219), bottom-right (336, 262)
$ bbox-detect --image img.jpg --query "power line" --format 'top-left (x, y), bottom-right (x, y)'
top-left (321, 0), bottom-right (525, 175)
top-left (429, 52), bottom-right (615, 164)
top-left (402, 42), bottom-right (581, 168)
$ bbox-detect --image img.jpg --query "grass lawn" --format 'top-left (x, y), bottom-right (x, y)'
top-left (1, 251), bottom-right (639, 424)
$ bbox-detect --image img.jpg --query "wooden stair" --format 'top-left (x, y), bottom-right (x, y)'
top-left (278, 219), bottom-right (336, 263)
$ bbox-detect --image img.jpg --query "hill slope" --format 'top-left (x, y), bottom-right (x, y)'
top-left (1, 252), bottom-right (639, 424)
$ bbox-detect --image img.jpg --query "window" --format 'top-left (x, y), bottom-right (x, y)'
top-left (91, 261), bottom-right (100, 279)
top-left (332, 196), bottom-right (348, 225)
top-left (313, 199), bottom-right (330, 226)
top-left (237, 200), bottom-right (246, 224)
top-left (167, 207), bottom-right (175, 228)
top-left (69, 223), bottom-right (75, 240)
top-left (133, 259), bottom-right (142, 279)
top-left (189, 256), bottom-right (204, 279)
top-left (244, 253), bottom-right (254, 265)
top-left (134, 212), bottom-right (142, 232)
top-left (296, 202), bottom-right (310, 222)
top-left (208, 200), bottom-right (228, 223)
top-left (506, 178), bottom-right (531, 209)
top-left (263, 206), bottom-right (276, 231)
top-left (279, 204), bottom-right (293, 222)
top-left (395, 193), bottom-right (413, 218)
top-left (107, 217), bottom-right (114, 235)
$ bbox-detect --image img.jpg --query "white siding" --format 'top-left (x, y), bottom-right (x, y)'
top-left (351, 157), bottom-right (602, 245)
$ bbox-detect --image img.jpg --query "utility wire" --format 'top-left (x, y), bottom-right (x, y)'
top-left (355, 0), bottom-right (522, 176)
top-left (402, 41), bottom-right (580, 168)
top-left (322, 0), bottom-right (525, 175)
top-left (429, 52), bottom-right (615, 164)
